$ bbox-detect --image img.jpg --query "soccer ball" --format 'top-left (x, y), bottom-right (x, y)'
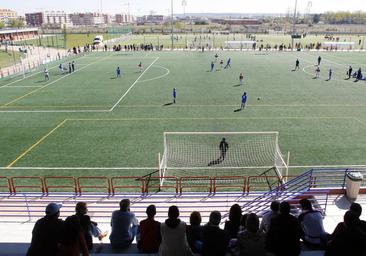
top-left (257, 97), bottom-right (261, 101)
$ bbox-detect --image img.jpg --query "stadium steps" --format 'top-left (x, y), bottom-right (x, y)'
top-left (0, 192), bottom-right (264, 223)
top-left (0, 242), bottom-right (325, 256)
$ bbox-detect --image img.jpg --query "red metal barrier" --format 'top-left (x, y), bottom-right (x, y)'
top-left (44, 176), bottom-right (77, 194)
top-left (0, 177), bottom-right (12, 193)
top-left (213, 176), bottom-right (246, 193)
top-left (10, 177), bottom-right (45, 193)
top-left (77, 177), bottom-right (111, 194)
top-left (179, 176), bottom-right (212, 193)
top-left (144, 176), bottom-right (178, 193)
top-left (247, 176), bottom-right (284, 192)
top-left (111, 176), bottom-right (145, 194)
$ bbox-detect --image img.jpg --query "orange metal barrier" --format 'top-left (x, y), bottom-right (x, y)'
top-left (10, 177), bottom-right (45, 193)
top-left (0, 177), bottom-right (12, 193)
top-left (44, 176), bottom-right (77, 194)
top-left (213, 176), bottom-right (246, 193)
top-left (77, 177), bottom-right (111, 194)
top-left (179, 176), bottom-right (212, 193)
top-left (144, 176), bottom-right (178, 193)
top-left (111, 176), bottom-right (145, 194)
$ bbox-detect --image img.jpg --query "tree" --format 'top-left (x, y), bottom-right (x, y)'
top-left (0, 22), bottom-right (5, 29)
top-left (312, 14), bottom-right (321, 24)
top-left (9, 18), bottom-right (24, 28)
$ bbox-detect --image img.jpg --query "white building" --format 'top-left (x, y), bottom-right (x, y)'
top-left (115, 14), bottom-right (135, 24)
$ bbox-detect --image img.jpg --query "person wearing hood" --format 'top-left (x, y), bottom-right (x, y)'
top-left (159, 205), bottom-right (193, 256)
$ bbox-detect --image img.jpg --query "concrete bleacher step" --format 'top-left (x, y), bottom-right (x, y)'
top-left (0, 192), bottom-right (262, 224)
top-left (0, 242), bottom-right (325, 256)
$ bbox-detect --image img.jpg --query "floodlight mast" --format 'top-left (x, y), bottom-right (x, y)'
top-left (291, 0), bottom-right (298, 51)
top-left (171, 0), bottom-right (174, 50)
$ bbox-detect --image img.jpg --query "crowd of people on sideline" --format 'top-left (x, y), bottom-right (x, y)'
top-left (26, 199), bottom-right (366, 256)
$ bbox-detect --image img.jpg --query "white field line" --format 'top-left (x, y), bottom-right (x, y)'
top-left (138, 65), bottom-right (170, 83)
top-left (0, 86), bottom-right (43, 88)
top-left (301, 52), bottom-right (347, 68)
top-left (0, 109), bottom-right (110, 113)
top-left (2, 164), bottom-right (366, 170)
top-left (110, 57), bottom-right (159, 111)
top-left (0, 53), bottom-right (113, 108)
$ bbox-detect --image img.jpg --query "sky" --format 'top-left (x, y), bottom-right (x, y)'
top-left (1, 0), bottom-right (366, 16)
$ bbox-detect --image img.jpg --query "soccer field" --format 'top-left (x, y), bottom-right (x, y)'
top-left (1, 50), bottom-right (366, 190)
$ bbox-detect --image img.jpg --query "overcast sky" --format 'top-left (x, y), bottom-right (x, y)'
top-left (1, 0), bottom-right (366, 16)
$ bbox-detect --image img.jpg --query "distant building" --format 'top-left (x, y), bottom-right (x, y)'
top-left (0, 9), bottom-right (17, 26)
top-left (25, 11), bottom-right (71, 28)
top-left (69, 13), bottom-right (109, 26)
top-left (115, 14), bottom-right (135, 24)
top-left (25, 12), bottom-right (43, 27)
top-left (211, 18), bottom-right (260, 25)
top-left (137, 15), bottom-right (165, 24)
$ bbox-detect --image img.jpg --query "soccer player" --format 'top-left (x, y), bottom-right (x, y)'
top-left (138, 62), bottom-right (143, 72)
top-left (71, 61), bottom-right (75, 72)
top-left (239, 73), bottom-right (244, 86)
top-left (116, 67), bottom-right (121, 78)
top-left (172, 88), bottom-right (176, 104)
top-left (68, 62), bottom-right (72, 73)
top-left (315, 66), bottom-right (320, 79)
top-left (220, 60), bottom-right (224, 70)
top-left (317, 56), bottom-right (322, 66)
top-left (214, 53), bottom-right (219, 62)
top-left (348, 66), bottom-right (353, 79)
top-left (295, 59), bottom-right (300, 71)
top-left (241, 92), bottom-right (247, 110)
top-left (210, 61), bottom-right (215, 72)
top-left (219, 138), bottom-right (229, 161)
top-left (44, 68), bottom-right (49, 81)
top-left (328, 68), bottom-right (332, 80)
top-left (224, 58), bottom-right (231, 69)
top-left (59, 63), bottom-right (64, 74)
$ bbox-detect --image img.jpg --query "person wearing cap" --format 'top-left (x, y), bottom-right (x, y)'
top-left (26, 203), bottom-right (63, 256)
top-left (110, 199), bottom-right (139, 249)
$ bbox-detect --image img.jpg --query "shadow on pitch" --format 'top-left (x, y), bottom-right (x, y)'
top-left (234, 108), bottom-right (242, 112)
top-left (163, 102), bottom-right (174, 106)
top-left (233, 84), bottom-right (241, 87)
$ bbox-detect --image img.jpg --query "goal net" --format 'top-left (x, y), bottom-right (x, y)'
top-left (159, 132), bottom-right (288, 184)
top-left (225, 41), bottom-right (256, 50)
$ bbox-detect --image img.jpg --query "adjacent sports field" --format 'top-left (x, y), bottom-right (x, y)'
top-left (1, 50), bottom-right (366, 190)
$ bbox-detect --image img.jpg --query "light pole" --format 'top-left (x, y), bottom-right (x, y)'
top-left (171, 0), bottom-right (174, 50)
top-left (291, 0), bottom-right (298, 51)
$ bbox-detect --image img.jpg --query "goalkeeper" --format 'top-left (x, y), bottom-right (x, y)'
top-left (208, 138), bottom-right (229, 166)
top-left (219, 138), bottom-right (229, 160)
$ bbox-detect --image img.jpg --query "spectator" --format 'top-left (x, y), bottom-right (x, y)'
top-left (58, 215), bottom-right (89, 256)
top-left (159, 205), bottom-right (193, 256)
top-left (260, 200), bottom-right (280, 233)
top-left (109, 199), bottom-right (138, 249)
top-left (202, 211), bottom-right (230, 256)
top-left (298, 198), bottom-right (327, 248)
top-left (331, 202), bottom-right (366, 237)
top-left (238, 213), bottom-right (249, 233)
top-left (75, 202), bottom-right (107, 251)
top-left (224, 204), bottom-right (242, 238)
top-left (266, 201), bottom-right (302, 256)
top-left (237, 213), bottom-right (266, 256)
top-left (137, 205), bottom-right (161, 253)
top-left (325, 211), bottom-right (366, 256)
top-left (186, 211), bottom-right (203, 253)
top-left (27, 203), bottom-right (63, 256)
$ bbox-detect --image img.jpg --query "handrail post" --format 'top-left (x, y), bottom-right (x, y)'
top-left (24, 193), bottom-right (31, 222)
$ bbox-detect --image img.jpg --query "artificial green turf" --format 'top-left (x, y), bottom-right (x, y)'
top-left (0, 50), bottom-right (24, 68)
top-left (0, 50), bottom-right (366, 191)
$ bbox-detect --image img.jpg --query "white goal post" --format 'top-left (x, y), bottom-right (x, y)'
top-left (159, 132), bottom-right (288, 185)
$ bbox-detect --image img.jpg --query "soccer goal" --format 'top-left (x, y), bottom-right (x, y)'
top-left (224, 41), bottom-right (256, 50)
top-left (159, 132), bottom-right (288, 185)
